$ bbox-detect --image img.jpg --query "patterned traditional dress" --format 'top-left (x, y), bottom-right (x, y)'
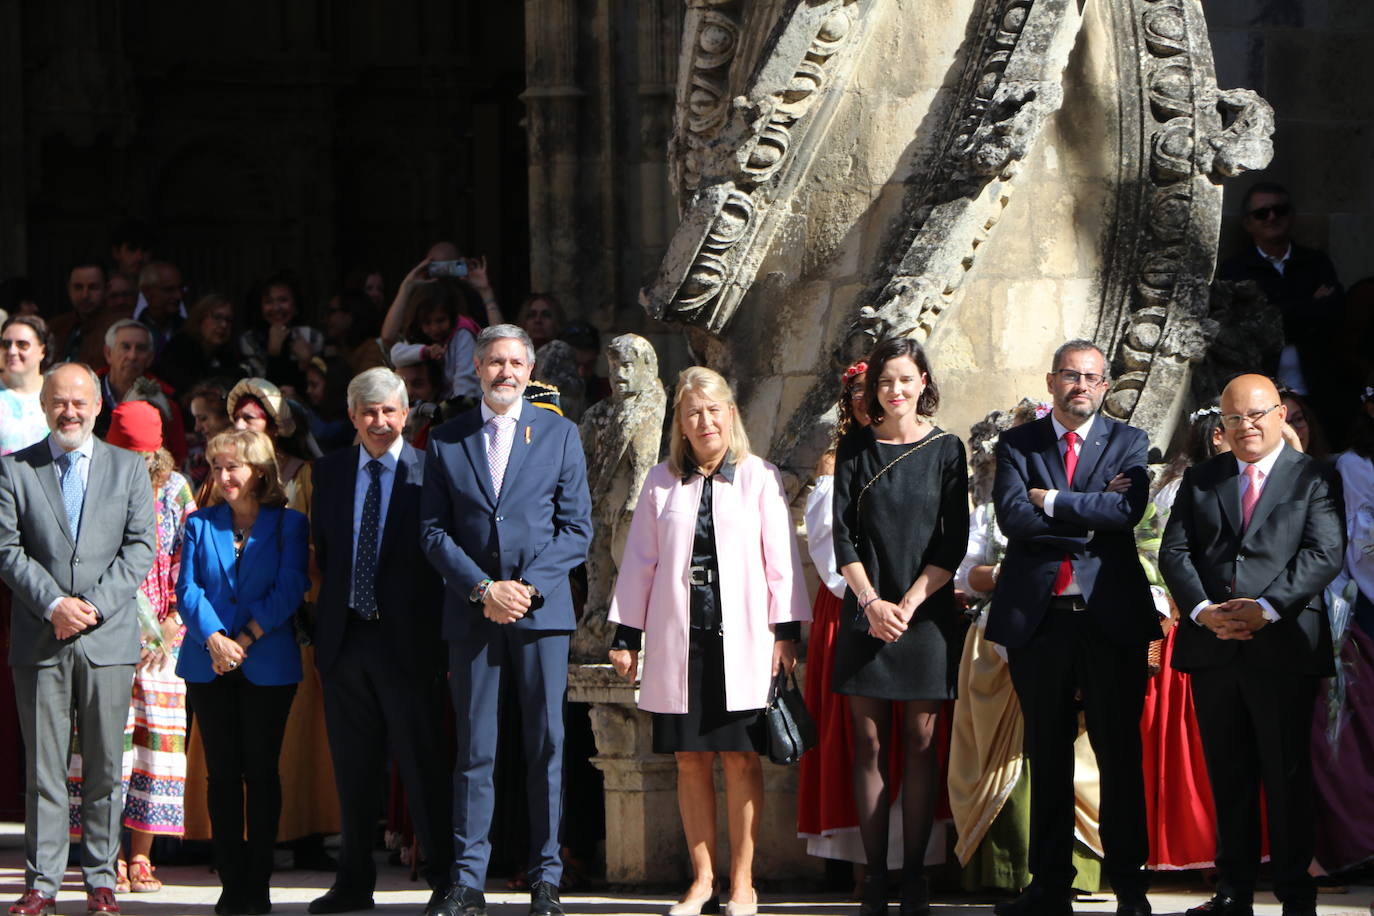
top-left (69, 471), bottom-right (196, 836)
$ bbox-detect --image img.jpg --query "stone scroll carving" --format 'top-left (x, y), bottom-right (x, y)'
top-left (644, 0), bottom-right (877, 334)
top-left (1093, 0), bottom-right (1274, 449)
top-left (571, 335), bottom-right (667, 663)
top-left (842, 0), bottom-right (1084, 357)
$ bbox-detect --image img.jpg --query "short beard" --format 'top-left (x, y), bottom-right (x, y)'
top-left (1057, 396), bottom-right (1098, 420)
top-left (50, 421), bottom-right (92, 451)
top-left (483, 382), bottom-right (524, 407)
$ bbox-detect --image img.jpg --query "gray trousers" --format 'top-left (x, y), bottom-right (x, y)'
top-left (12, 644), bottom-right (134, 896)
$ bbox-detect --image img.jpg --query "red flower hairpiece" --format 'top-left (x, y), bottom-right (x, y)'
top-left (842, 361), bottom-right (867, 384)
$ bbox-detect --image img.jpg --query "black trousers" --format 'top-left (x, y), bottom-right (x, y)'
top-left (187, 674), bottom-right (297, 900)
top-left (1007, 607), bottom-right (1150, 899)
top-left (1190, 663), bottom-right (1318, 905)
top-left (320, 618), bottom-right (453, 893)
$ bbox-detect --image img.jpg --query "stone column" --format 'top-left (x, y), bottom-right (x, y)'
top-left (0, 0), bottom-right (24, 275)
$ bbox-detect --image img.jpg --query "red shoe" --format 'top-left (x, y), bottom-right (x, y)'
top-left (86, 888), bottom-right (120, 914)
top-left (8, 890), bottom-right (56, 916)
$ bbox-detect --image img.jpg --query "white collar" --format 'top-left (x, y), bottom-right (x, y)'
top-left (1050, 412), bottom-right (1095, 444)
top-left (357, 435), bottom-right (404, 472)
top-left (480, 396), bottom-right (524, 424)
top-left (1236, 441), bottom-right (1285, 479)
top-left (48, 433), bottom-right (94, 462)
top-left (1256, 243), bottom-right (1292, 266)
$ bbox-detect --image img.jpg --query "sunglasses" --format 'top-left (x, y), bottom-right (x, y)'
top-left (1247, 203), bottom-right (1291, 221)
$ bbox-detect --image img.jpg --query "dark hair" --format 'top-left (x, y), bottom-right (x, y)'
top-left (560, 321), bottom-right (600, 353)
top-left (0, 277), bottom-right (36, 315)
top-left (517, 293), bottom-right (565, 338)
top-left (185, 293), bottom-right (235, 348)
top-left (110, 219), bottom-right (155, 252)
top-left (862, 337), bottom-right (939, 423)
top-left (1158, 401), bottom-right (1224, 488)
top-left (306, 357), bottom-right (351, 421)
top-left (67, 260), bottom-right (106, 281)
top-left (1277, 386), bottom-right (1330, 461)
top-left (407, 282), bottom-right (466, 345)
top-left (331, 288), bottom-right (381, 349)
top-left (1241, 181), bottom-right (1289, 215)
top-left (1, 315), bottom-right (53, 372)
top-left (251, 270), bottom-right (307, 332)
top-left (831, 364), bottom-right (866, 448)
top-left (1051, 338), bottom-right (1107, 374)
top-left (186, 379), bottom-right (231, 415)
top-left (341, 266), bottom-right (382, 295)
top-left (1349, 374), bottom-right (1374, 460)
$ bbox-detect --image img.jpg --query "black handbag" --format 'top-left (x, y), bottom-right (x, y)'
top-left (764, 671), bottom-right (818, 765)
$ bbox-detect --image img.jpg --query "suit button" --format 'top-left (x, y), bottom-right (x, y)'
top-left (1223, 586), bottom-right (1232, 596)
top-left (496, 516), bottom-right (504, 522)
top-left (73, 557), bottom-right (81, 565)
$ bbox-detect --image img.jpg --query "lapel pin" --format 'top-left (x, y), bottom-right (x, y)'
top-left (525, 425), bottom-right (531, 444)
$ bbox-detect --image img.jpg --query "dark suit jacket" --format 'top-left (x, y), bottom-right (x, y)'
top-left (420, 403), bottom-right (593, 638)
top-left (988, 414), bottom-right (1160, 649)
top-left (1160, 445), bottom-right (1343, 676)
top-left (311, 442), bottom-right (444, 677)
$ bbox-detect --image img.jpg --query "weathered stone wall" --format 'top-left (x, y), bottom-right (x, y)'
top-left (1208, 1), bottom-right (1374, 283)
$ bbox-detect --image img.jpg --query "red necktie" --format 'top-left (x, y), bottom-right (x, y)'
top-left (1051, 431), bottom-right (1079, 595)
top-left (1241, 463), bottom-right (1263, 532)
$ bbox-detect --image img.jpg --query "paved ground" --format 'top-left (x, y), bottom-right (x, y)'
top-left (0, 825), bottom-right (1369, 916)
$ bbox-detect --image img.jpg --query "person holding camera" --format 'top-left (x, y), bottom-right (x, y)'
top-left (608, 366), bottom-right (810, 916)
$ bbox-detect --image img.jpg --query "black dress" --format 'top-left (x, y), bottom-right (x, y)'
top-left (613, 458), bottom-right (799, 754)
top-left (831, 426), bottom-right (969, 700)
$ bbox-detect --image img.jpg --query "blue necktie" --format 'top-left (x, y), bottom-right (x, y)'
top-left (57, 451), bottom-right (84, 541)
top-left (352, 460), bottom-right (383, 619)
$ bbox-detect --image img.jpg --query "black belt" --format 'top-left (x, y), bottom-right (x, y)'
top-left (688, 565), bottom-right (716, 586)
top-left (1048, 595), bottom-right (1087, 612)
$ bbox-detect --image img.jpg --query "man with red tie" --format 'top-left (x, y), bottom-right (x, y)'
top-left (1161, 374), bottom-right (1343, 916)
top-left (989, 340), bottom-right (1160, 916)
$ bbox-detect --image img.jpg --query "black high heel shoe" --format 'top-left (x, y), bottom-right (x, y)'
top-left (899, 874), bottom-right (930, 916)
top-left (860, 871), bottom-right (889, 916)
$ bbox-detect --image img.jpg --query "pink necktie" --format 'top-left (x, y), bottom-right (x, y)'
top-left (486, 415), bottom-right (515, 499)
top-left (1241, 463), bottom-right (1263, 532)
top-left (1052, 431), bottom-right (1079, 595)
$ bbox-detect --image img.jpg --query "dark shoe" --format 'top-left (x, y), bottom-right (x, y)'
top-left (530, 881), bottom-right (564, 916)
top-left (1115, 894), bottom-right (1151, 916)
top-left (424, 886), bottom-right (452, 915)
top-left (430, 886), bottom-right (487, 916)
top-left (309, 888), bottom-right (376, 914)
top-left (1185, 895), bottom-right (1252, 916)
top-left (994, 888), bottom-right (1073, 916)
top-left (85, 889), bottom-right (120, 914)
top-left (899, 874), bottom-right (930, 916)
top-left (1280, 904), bottom-right (1317, 916)
top-left (860, 872), bottom-right (889, 916)
top-left (8, 890), bottom-right (56, 916)
top-left (214, 889), bottom-right (241, 916)
top-left (240, 900), bottom-right (272, 916)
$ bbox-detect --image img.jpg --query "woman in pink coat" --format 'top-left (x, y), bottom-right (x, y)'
top-left (609, 366), bottom-right (811, 916)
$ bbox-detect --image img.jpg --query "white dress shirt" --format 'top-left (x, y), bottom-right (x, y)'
top-left (349, 436), bottom-right (406, 607)
top-left (804, 475), bottom-right (845, 598)
top-left (1041, 413), bottom-right (1096, 596)
top-left (480, 396), bottom-right (524, 457)
top-left (45, 434), bottom-right (95, 619)
top-left (1188, 443), bottom-right (1286, 623)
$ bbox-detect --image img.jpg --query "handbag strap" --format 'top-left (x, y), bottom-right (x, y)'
top-left (855, 430), bottom-right (952, 522)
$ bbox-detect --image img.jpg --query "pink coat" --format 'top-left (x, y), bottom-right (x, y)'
top-left (608, 455), bottom-right (812, 714)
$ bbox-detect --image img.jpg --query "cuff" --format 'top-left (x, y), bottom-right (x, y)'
top-left (1256, 598), bottom-right (1280, 622)
top-left (774, 621), bottom-right (802, 642)
top-left (44, 596), bottom-right (61, 621)
top-left (1043, 489), bottom-right (1059, 517)
top-left (1189, 599), bottom-right (1210, 623)
top-left (611, 624), bottom-right (642, 652)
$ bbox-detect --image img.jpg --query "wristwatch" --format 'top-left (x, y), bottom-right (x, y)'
top-left (470, 578), bottom-right (494, 604)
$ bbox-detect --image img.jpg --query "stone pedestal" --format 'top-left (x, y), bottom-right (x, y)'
top-left (569, 663), bottom-right (823, 886)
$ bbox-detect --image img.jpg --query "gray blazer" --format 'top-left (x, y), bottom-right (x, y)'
top-left (0, 436), bottom-right (157, 667)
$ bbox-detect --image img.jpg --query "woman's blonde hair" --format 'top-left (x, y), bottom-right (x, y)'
top-left (139, 447), bottom-right (176, 491)
top-left (204, 429), bottom-right (288, 508)
top-left (667, 366), bottom-right (752, 478)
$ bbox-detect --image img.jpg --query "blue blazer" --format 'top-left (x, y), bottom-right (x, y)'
top-left (175, 503), bottom-right (311, 685)
top-left (987, 414), bottom-right (1160, 649)
top-left (420, 403), bottom-right (593, 637)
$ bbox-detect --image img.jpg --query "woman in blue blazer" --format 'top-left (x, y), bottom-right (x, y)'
top-left (176, 429), bottom-right (310, 916)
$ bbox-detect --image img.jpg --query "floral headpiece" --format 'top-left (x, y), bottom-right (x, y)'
top-left (1033, 402), bottom-right (1052, 419)
top-left (1188, 404), bottom-right (1221, 424)
top-left (842, 361), bottom-right (867, 385)
top-left (1363, 386), bottom-right (1374, 404)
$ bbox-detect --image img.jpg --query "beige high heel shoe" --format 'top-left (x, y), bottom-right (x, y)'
top-left (667, 888), bottom-right (720, 915)
top-left (723, 888), bottom-right (758, 916)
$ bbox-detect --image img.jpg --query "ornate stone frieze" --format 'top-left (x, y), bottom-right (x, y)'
top-left (842, 0), bottom-right (1081, 355)
top-left (646, 0), bottom-right (875, 334)
top-left (1094, 0), bottom-right (1274, 448)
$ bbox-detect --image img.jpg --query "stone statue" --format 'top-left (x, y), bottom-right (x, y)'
top-left (571, 333), bottom-right (667, 662)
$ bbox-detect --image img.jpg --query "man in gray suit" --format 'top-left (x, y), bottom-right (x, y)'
top-left (0, 363), bottom-right (156, 916)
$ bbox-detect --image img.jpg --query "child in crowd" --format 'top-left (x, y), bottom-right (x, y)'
top-left (388, 283), bottom-right (480, 404)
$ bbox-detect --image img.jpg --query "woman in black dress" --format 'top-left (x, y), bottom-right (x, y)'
top-left (832, 338), bottom-right (969, 916)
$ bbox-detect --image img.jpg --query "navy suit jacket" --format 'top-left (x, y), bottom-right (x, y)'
top-left (175, 503), bottom-right (310, 685)
top-left (988, 413), bottom-right (1160, 649)
top-left (1160, 446), bottom-right (1343, 677)
top-left (311, 442), bottom-right (445, 677)
top-left (420, 403), bottom-right (593, 637)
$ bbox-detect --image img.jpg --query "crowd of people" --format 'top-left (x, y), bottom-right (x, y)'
top-left (0, 179), bottom-right (1368, 916)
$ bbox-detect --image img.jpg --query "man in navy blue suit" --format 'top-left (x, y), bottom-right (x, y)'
top-left (421, 324), bottom-right (592, 916)
top-left (989, 340), bottom-right (1160, 916)
top-left (308, 367), bottom-right (452, 915)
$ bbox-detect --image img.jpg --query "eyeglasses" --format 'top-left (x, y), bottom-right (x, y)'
top-left (1221, 404), bottom-right (1281, 429)
top-left (1052, 369), bottom-right (1107, 387)
top-left (0, 339), bottom-right (32, 351)
top-left (1247, 203), bottom-right (1291, 221)
top-left (849, 387), bottom-right (867, 401)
